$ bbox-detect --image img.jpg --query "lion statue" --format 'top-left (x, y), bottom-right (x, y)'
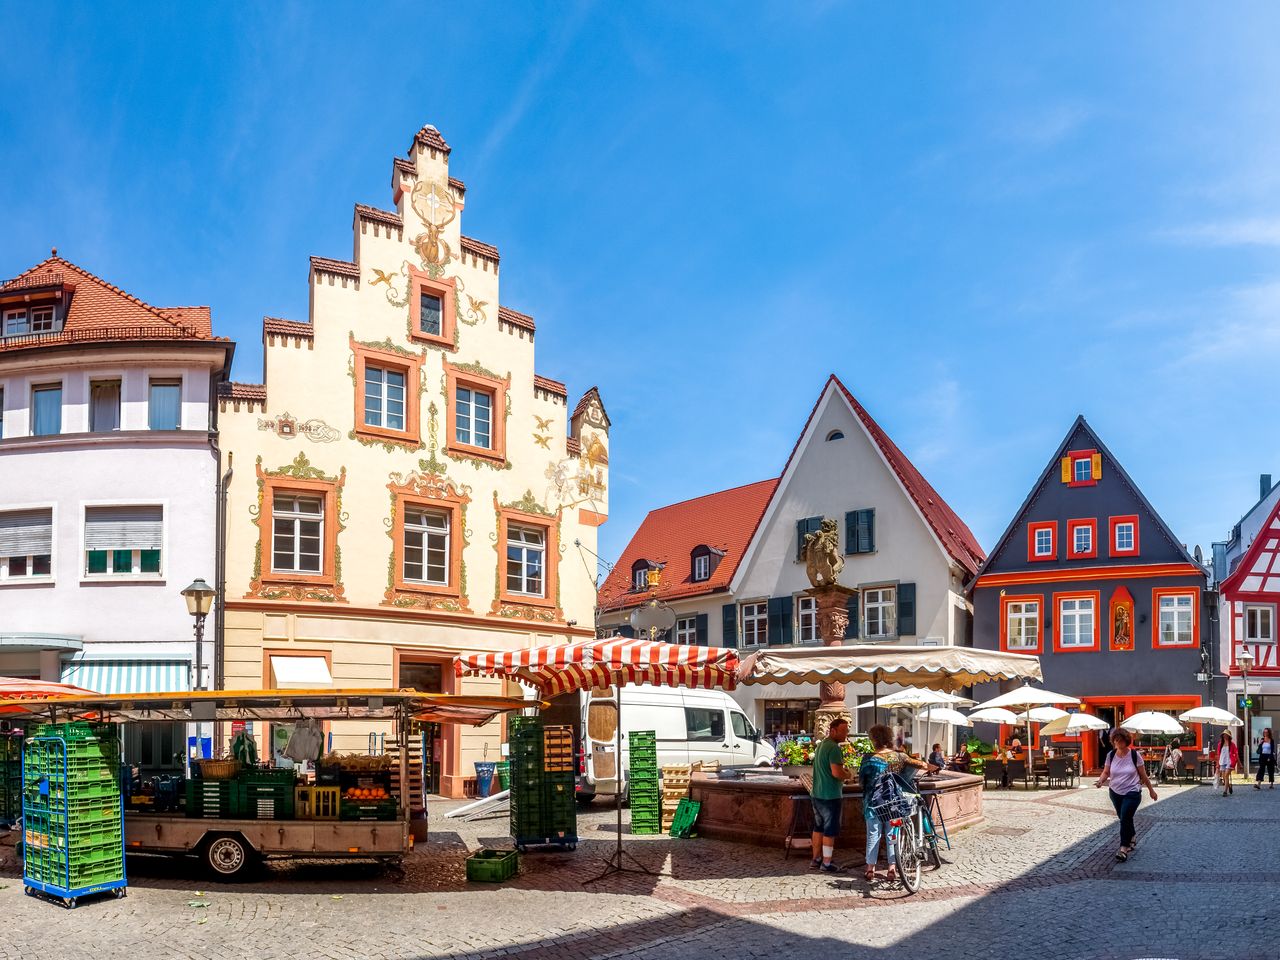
top-left (803, 518), bottom-right (844, 587)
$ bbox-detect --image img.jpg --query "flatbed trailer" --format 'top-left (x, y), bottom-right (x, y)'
top-left (10, 687), bottom-right (530, 881)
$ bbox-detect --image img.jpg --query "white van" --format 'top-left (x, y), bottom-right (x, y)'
top-left (565, 685), bottom-right (775, 803)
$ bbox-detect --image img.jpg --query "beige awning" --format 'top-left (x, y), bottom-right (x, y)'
top-left (270, 655), bottom-right (333, 689)
top-left (736, 645), bottom-right (1041, 692)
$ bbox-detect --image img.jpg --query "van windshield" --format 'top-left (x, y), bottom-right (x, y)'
top-left (685, 707), bottom-right (725, 742)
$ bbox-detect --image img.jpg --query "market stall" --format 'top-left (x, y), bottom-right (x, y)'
top-left (9, 688), bottom-right (530, 900)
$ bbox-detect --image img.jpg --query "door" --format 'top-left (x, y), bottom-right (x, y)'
top-left (1091, 706), bottom-right (1118, 771)
top-left (728, 710), bottom-right (758, 765)
top-left (586, 693), bottom-right (619, 792)
top-left (683, 704), bottom-right (729, 766)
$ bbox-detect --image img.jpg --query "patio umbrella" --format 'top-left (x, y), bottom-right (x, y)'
top-left (0, 676), bottom-right (99, 716)
top-left (457, 635), bottom-right (738, 882)
top-left (1015, 707), bottom-right (1070, 723)
top-left (967, 707), bottom-right (1021, 725)
top-left (856, 688), bottom-right (975, 710)
top-left (736, 646), bottom-right (1042, 693)
top-left (1038, 713), bottom-right (1111, 737)
top-left (1177, 706), bottom-right (1242, 727)
top-left (971, 685), bottom-right (1081, 785)
top-left (919, 707), bottom-right (973, 726)
top-left (1121, 711), bottom-right (1185, 736)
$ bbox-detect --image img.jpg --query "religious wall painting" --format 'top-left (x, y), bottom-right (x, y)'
top-left (1110, 586), bottom-right (1134, 652)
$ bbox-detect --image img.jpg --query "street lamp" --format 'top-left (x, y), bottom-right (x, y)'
top-left (1238, 646), bottom-right (1255, 777)
top-left (181, 578), bottom-right (216, 691)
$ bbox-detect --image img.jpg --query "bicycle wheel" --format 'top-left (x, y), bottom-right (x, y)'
top-left (921, 810), bottom-right (943, 869)
top-left (897, 823), bottom-right (922, 893)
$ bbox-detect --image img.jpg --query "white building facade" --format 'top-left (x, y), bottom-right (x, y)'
top-left (0, 256), bottom-right (230, 771)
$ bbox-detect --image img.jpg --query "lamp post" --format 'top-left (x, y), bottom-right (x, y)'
top-left (1238, 646), bottom-right (1255, 777)
top-left (181, 578), bottom-right (216, 691)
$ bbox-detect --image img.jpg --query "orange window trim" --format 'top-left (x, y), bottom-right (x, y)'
top-left (408, 268), bottom-right (457, 350)
top-left (976, 562), bottom-right (1203, 588)
top-left (1151, 586), bottom-right (1200, 650)
top-left (351, 337), bottom-right (424, 447)
top-left (386, 474), bottom-right (471, 609)
top-left (1066, 518), bottom-right (1098, 560)
top-left (255, 472), bottom-right (342, 593)
top-left (444, 359), bottom-right (509, 465)
top-left (1066, 448), bottom-right (1099, 487)
top-left (1051, 590), bottom-right (1102, 653)
top-left (1027, 521), bottom-right (1057, 563)
top-left (999, 593), bottom-right (1043, 655)
top-left (495, 505), bottom-right (561, 613)
top-left (1109, 514), bottom-right (1140, 558)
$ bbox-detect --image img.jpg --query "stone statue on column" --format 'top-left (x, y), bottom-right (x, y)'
top-left (801, 519), bottom-right (856, 739)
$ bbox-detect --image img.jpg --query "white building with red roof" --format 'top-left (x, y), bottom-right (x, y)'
top-left (600, 375), bottom-right (984, 740)
top-left (0, 253), bottom-right (231, 768)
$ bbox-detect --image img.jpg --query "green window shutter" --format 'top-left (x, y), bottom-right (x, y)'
top-left (695, 613), bottom-right (709, 646)
top-left (721, 603), bottom-right (738, 649)
top-left (796, 516), bottom-right (821, 561)
top-left (767, 596), bottom-right (793, 645)
top-left (845, 511), bottom-right (857, 554)
top-left (898, 582), bottom-right (916, 636)
top-left (844, 593), bottom-right (860, 640)
top-left (858, 509), bottom-right (876, 554)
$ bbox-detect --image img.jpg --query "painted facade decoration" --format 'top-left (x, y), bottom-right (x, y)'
top-left (598, 375), bottom-right (983, 747)
top-left (217, 123), bottom-right (609, 797)
top-left (971, 416), bottom-right (1214, 771)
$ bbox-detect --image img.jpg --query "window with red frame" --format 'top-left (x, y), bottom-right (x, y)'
top-left (1067, 519), bottom-right (1097, 559)
top-left (1028, 521), bottom-right (1056, 561)
top-left (1109, 515), bottom-right (1139, 557)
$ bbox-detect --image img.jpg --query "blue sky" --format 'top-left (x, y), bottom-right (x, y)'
top-left (3, 3), bottom-right (1279, 573)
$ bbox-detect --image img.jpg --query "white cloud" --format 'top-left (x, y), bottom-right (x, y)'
top-left (1163, 218), bottom-right (1280, 247)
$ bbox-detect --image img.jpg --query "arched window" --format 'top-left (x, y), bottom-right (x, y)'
top-left (631, 559), bottom-right (651, 591)
top-left (826, 430), bottom-right (845, 442)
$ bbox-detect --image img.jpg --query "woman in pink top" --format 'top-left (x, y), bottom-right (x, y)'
top-left (1094, 728), bottom-right (1157, 861)
top-left (1217, 730), bottom-right (1239, 797)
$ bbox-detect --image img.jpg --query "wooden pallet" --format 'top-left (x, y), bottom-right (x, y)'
top-left (384, 739), bottom-right (426, 810)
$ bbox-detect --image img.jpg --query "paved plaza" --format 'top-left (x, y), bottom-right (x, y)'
top-left (0, 783), bottom-right (1271, 960)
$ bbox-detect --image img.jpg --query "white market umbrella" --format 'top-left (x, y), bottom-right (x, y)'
top-left (1121, 711), bottom-right (1186, 736)
top-left (856, 687), bottom-right (975, 710)
top-left (967, 707), bottom-right (1021, 725)
top-left (1038, 712), bottom-right (1111, 737)
top-left (1178, 706), bottom-right (1243, 727)
top-left (1015, 706), bottom-right (1070, 723)
top-left (919, 706), bottom-right (974, 727)
top-left (973, 685), bottom-right (1081, 784)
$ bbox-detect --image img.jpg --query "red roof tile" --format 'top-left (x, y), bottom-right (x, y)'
top-left (534, 374), bottom-right (567, 397)
top-left (413, 124), bottom-right (451, 155)
top-left (0, 255), bottom-right (218, 353)
top-left (354, 204), bottom-right (402, 228)
top-left (460, 236), bottom-right (499, 262)
top-left (572, 386), bottom-right (610, 428)
top-left (217, 382), bottom-right (266, 402)
top-left (263, 317), bottom-right (313, 340)
top-left (497, 305), bottom-right (535, 332)
top-left (599, 479), bottom-right (780, 612)
top-left (566, 436), bottom-right (582, 457)
top-left (815, 376), bottom-right (984, 576)
top-left (311, 256), bottom-right (359, 280)
top-left (449, 176), bottom-right (466, 195)
top-left (393, 157), bottom-right (415, 178)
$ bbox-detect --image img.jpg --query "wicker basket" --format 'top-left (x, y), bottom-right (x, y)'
top-left (197, 758), bottom-right (243, 781)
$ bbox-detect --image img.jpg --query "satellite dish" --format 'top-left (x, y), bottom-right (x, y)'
top-left (1194, 545), bottom-right (1203, 563)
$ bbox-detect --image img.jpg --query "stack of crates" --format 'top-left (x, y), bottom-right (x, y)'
top-left (628, 731), bottom-right (660, 835)
top-left (1, 733), bottom-right (22, 826)
top-left (508, 716), bottom-right (577, 850)
top-left (236, 767), bottom-right (297, 820)
top-left (22, 722), bottom-right (126, 906)
top-left (185, 778), bottom-right (236, 818)
top-left (660, 764), bottom-right (692, 833)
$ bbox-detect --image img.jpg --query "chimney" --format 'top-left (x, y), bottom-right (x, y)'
top-left (1263, 474), bottom-right (1274, 500)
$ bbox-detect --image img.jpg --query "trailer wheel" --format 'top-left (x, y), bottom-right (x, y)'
top-left (202, 834), bottom-right (256, 880)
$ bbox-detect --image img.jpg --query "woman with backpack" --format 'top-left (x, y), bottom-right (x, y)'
top-left (860, 723), bottom-right (936, 882)
top-left (1217, 730), bottom-right (1239, 796)
top-left (1094, 727), bottom-right (1157, 861)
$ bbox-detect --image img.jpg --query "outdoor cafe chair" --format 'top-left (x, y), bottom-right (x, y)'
top-left (1182, 758), bottom-right (1200, 784)
top-left (1039, 757), bottom-right (1070, 790)
top-left (983, 759), bottom-right (1004, 789)
top-left (1006, 758), bottom-right (1028, 788)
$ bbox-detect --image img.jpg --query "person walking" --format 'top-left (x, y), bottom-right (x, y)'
top-left (859, 723), bottom-right (934, 882)
top-left (1255, 728), bottom-right (1275, 790)
top-left (1217, 730), bottom-right (1239, 796)
top-left (809, 718), bottom-right (850, 873)
top-left (1094, 728), bottom-right (1157, 861)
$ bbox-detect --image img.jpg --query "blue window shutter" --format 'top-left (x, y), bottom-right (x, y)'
top-left (845, 593), bottom-right (859, 640)
top-left (898, 582), bottom-right (916, 636)
top-left (767, 596), bottom-right (794, 645)
top-left (695, 613), bottom-right (708, 646)
top-left (721, 603), bottom-right (738, 649)
top-left (796, 516), bottom-right (821, 561)
top-left (858, 509), bottom-right (876, 554)
top-left (845, 511), bottom-right (857, 555)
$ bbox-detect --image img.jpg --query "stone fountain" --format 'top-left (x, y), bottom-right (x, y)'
top-left (801, 518), bottom-right (856, 740)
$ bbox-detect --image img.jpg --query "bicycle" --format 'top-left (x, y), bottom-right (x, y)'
top-left (870, 790), bottom-right (938, 894)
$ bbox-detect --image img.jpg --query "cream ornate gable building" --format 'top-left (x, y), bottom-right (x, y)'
top-left (218, 124), bottom-right (609, 797)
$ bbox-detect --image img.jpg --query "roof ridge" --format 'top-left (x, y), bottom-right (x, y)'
top-left (646, 477), bottom-right (779, 514)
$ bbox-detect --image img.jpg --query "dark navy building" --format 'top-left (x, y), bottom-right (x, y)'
top-left (972, 417), bottom-right (1214, 771)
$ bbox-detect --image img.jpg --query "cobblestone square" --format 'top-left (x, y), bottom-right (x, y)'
top-left (0, 783), bottom-right (1271, 959)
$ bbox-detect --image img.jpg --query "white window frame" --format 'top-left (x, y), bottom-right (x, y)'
top-left (1245, 605), bottom-right (1275, 644)
top-left (1114, 522), bottom-right (1135, 553)
top-left (1157, 593), bottom-right (1195, 647)
top-left (796, 595), bottom-right (819, 644)
top-left (864, 586), bottom-right (897, 639)
top-left (456, 385), bottom-right (493, 449)
top-left (31, 381), bottom-right (62, 436)
top-left (675, 617), bottom-right (697, 645)
top-left (4, 308), bottom-right (28, 336)
top-left (632, 566), bottom-right (650, 591)
top-left (1073, 458), bottom-right (1092, 483)
top-left (271, 494), bottom-right (325, 575)
top-left (1034, 528), bottom-right (1053, 557)
top-left (740, 601), bottom-right (768, 647)
top-left (403, 507), bottom-right (450, 586)
top-left (29, 306), bottom-right (55, 333)
top-left (693, 553), bottom-right (710, 582)
top-left (1058, 596), bottom-right (1096, 648)
top-left (363, 365), bottom-right (407, 431)
top-left (1005, 600), bottom-right (1039, 651)
top-left (506, 524), bottom-right (546, 597)
top-left (1073, 524), bottom-right (1092, 555)
top-left (0, 504), bottom-right (56, 584)
top-left (80, 501), bottom-right (167, 582)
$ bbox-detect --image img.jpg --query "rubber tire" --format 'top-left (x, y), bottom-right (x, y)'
top-left (576, 794), bottom-right (596, 808)
top-left (202, 834), bottom-right (256, 881)
top-left (114, 888), bottom-right (128, 899)
top-left (927, 837), bottom-right (943, 871)
top-left (897, 827), bottom-right (922, 894)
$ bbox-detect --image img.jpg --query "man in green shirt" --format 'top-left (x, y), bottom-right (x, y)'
top-left (810, 717), bottom-right (850, 872)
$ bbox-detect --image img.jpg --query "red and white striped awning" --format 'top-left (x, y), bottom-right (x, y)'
top-left (456, 637), bottom-right (738, 697)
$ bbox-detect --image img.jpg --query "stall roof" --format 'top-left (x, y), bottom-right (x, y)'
top-left (4, 688), bottom-right (536, 726)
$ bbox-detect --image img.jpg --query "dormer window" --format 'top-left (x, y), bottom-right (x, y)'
top-left (3, 304), bottom-right (57, 337)
top-left (631, 559), bottom-right (653, 592)
top-left (693, 553), bottom-right (710, 582)
top-left (690, 544), bottom-right (722, 583)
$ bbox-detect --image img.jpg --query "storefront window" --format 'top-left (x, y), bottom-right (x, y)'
top-left (763, 699), bottom-right (820, 737)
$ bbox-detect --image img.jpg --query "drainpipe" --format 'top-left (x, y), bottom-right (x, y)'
top-left (205, 376), bottom-right (231, 693)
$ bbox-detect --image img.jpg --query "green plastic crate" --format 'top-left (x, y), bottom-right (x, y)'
top-left (466, 848), bottom-right (518, 882)
top-left (339, 799), bottom-right (396, 821)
